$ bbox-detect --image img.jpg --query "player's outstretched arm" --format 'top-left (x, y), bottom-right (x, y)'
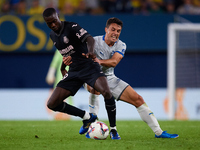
top-left (83, 36), bottom-right (96, 59)
top-left (95, 52), bottom-right (123, 67)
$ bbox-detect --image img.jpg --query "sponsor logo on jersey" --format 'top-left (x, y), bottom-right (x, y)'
top-left (100, 51), bottom-right (104, 56)
top-left (59, 45), bottom-right (74, 57)
top-left (76, 28), bottom-right (87, 39)
top-left (149, 112), bottom-right (154, 116)
top-left (72, 24), bottom-right (77, 27)
top-left (63, 36), bottom-right (69, 44)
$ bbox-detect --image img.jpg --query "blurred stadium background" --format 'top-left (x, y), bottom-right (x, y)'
top-left (0, 0), bottom-right (200, 121)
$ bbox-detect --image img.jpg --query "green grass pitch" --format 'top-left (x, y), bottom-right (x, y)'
top-left (0, 120), bottom-right (199, 150)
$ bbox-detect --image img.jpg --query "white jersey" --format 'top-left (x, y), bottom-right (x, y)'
top-left (93, 35), bottom-right (128, 100)
top-left (94, 35), bottom-right (126, 76)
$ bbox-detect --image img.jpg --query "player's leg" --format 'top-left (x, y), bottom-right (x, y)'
top-left (89, 93), bottom-right (100, 115)
top-left (47, 87), bottom-right (87, 118)
top-left (83, 83), bottom-right (100, 115)
top-left (48, 87), bottom-right (97, 134)
top-left (120, 86), bottom-right (179, 138)
top-left (94, 76), bottom-right (120, 140)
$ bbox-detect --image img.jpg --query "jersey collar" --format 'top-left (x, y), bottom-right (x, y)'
top-left (102, 35), bottom-right (118, 44)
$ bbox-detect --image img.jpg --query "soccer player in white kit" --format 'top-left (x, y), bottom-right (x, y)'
top-left (63, 17), bottom-right (179, 139)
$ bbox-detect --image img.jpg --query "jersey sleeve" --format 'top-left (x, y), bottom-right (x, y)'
top-left (115, 41), bottom-right (126, 57)
top-left (70, 22), bottom-right (91, 43)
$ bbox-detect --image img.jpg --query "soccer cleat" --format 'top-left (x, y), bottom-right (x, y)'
top-left (110, 129), bottom-right (121, 140)
top-left (85, 132), bottom-right (91, 139)
top-left (155, 131), bottom-right (179, 138)
top-left (79, 113), bottom-right (97, 134)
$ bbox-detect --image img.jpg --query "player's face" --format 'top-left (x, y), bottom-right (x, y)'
top-left (105, 23), bottom-right (122, 45)
top-left (44, 13), bottom-right (62, 33)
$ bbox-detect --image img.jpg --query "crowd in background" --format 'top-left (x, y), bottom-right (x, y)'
top-left (1, 0), bottom-right (200, 15)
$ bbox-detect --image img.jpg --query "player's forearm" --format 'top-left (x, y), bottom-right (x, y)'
top-left (86, 36), bottom-right (95, 53)
top-left (60, 62), bottom-right (67, 76)
top-left (99, 59), bottom-right (118, 67)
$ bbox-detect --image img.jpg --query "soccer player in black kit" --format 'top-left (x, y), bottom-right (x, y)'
top-left (43, 8), bottom-right (120, 139)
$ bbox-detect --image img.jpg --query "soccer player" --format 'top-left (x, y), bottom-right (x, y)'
top-left (63, 17), bottom-right (179, 138)
top-left (42, 8), bottom-right (120, 139)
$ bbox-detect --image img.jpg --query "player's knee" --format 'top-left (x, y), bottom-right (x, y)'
top-left (101, 89), bottom-right (112, 99)
top-left (47, 101), bottom-right (64, 112)
top-left (138, 95), bottom-right (144, 102)
top-left (91, 89), bottom-right (101, 95)
top-left (135, 94), bottom-right (145, 107)
top-left (47, 100), bottom-right (55, 110)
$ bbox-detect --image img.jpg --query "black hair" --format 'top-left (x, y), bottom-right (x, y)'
top-left (106, 17), bottom-right (123, 28)
top-left (43, 8), bottom-right (57, 18)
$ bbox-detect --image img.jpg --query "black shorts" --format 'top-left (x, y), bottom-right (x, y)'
top-left (57, 62), bottom-right (105, 96)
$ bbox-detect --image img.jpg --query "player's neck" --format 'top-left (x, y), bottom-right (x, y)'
top-left (104, 39), bottom-right (115, 47)
top-left (54, 21), bottom-right (64, 35)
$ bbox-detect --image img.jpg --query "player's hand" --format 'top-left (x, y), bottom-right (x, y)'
top-left (93, 57), bottom-right (101, 64)
top-left (63, 56), bottom-right (72, 66)
top-left (82, 52), bottom-right (96, 59)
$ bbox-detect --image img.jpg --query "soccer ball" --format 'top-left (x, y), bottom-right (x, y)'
top-left (87, 121), bottom-right (109, 140)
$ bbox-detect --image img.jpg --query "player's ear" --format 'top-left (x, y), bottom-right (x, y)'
top-left (105, 27), bottom-right (107, 33)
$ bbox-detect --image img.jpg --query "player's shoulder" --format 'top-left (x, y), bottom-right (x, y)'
top-left (94, 35), bottom-right (104, 46)
top-left (116, 39), bottom-right (126, 48)
top-left (94, 35), bottom-right (103, 41)
top-left (64, 21), bottom-right (78, 28)
top-left (117, 39), bottom-right (126, 46)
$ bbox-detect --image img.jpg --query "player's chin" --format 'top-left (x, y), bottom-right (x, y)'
top-left (52, 28), bottom-right (58, 32)
top-left (111, 38), bottom-right (118, 43)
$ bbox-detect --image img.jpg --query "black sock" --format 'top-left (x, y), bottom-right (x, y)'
top-left (104, 96), bottom-right (116, 127)
top-left (51, 102), bottom-right (85, 118)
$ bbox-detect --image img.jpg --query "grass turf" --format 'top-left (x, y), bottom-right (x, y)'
top-left (0, 120), bottom-right (199, 150)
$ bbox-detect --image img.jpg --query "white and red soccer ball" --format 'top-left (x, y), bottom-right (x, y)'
top-left (87, 121), bottom-right (109, 140)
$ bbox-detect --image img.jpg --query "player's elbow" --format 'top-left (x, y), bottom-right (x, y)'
top-left (86, 36), bottom-right (95, 45)
top-left (110, 61), bottom-right (118, 67)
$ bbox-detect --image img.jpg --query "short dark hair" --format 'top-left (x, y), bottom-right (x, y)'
top-left (106, 17), bottom-right (123, 28)
top-left (43, 8), bottom-right (56, 18)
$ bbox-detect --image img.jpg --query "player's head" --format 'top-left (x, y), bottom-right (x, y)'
top-left (106, 17), bottom-right (123, 29)
top-left (105, 17), bottom-right (123, 45)
top-left (43, 8), bottom-right (62, 33)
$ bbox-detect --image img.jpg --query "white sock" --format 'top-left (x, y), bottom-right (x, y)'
top-left (89, 94), bottom-right (99, 115)
top-left (137, 103), bottom-right (163, 136)
top-left (110, 126), bottom-right (117, 131)
top-left (83, 111), bottom-right (90, 120)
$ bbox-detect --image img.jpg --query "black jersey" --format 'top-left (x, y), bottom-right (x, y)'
top-left (50, 21), bottom-right (92, 70)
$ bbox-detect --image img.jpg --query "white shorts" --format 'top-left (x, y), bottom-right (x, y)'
top-left (83, 75), bottom-right (129, 100)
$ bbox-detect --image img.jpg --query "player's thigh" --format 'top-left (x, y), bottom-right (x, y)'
top-left (48, 87), bottom-right (71, 107)
top-left (94, 76), bottom-right (111, 97)
top-left (88, 84), bottom-right (100, 95)
top-left (119, 86), bottom-right (144, 106)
